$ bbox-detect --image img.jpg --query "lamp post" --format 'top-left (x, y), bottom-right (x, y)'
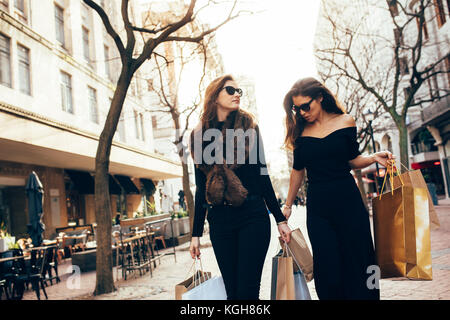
top-left (365, 109), bottom-right (381, 193)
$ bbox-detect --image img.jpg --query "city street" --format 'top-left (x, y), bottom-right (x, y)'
top-left (22, 199), bottom-right (450, 300)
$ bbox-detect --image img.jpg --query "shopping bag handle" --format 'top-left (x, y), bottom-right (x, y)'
top-left (281, 240), bottom-right (304, 272)
top-left (379, 160), bottom-right (404, 199)
top-left (192, 257), bottom-right (210, 287)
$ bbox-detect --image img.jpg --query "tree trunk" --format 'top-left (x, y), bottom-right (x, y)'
top-left (355, 169), bottom-right (369, 211)
top-left (181, 161), bottom-right (195, 233)
top-left (172, 113), bottom-right (195, 235)
top-left (397, 119), bottom-right (409, 172)
top-left (94, 67), bottom-right (133, 296)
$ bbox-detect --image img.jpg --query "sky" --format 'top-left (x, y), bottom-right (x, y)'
top-left (196, 0), bottom-right (321, 175)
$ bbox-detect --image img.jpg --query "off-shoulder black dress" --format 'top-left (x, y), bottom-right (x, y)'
top-left (293, 126), bottom-right (379, 300)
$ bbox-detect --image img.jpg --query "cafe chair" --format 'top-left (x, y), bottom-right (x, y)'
top-left (0, 249), bottom-right (24, 300)
top-left (15, 248), bottom-right (49, 300)
top-left (44, 245), bottom-right (60, 285)
top-left (152, 223), bottom-right (167, 249)
top-left (0, 279), bottom-right (9, 300)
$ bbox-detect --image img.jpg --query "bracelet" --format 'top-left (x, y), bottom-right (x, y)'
top-left (284, 204), bottom-right (292, 209)
top-left (277, 221), bottom-right (287, 226)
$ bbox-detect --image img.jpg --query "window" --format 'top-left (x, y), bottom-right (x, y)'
top-left (18, 44), bottom-right (31, 95)
top-left (415, 13), bottom-right (429, 40)
top-left (434, 0), bottom-right (447, 27)
top-left (14, 0), bottom-right (27, 24)
top-left (0, 33), bottom-right (11, 88)
top-left (388, 0), bottom-right (399, 17)
top-left (403, 87), bottom-right (415, 104)
top-left (55, 5), bottom-right (65, 46)
top-left (82, 27), bottom-right (90, 63)
top-left (88, 86), bottom-right (98, 124)
top-left (0, 0), bottom-right (9, 11)
top-left (60, 71), bottom-right (73, 113)
top-left (399, 56), bottom-right (409, 75)
top-left (104, 44), bottom-right (111, 79)
top-left (393, 28), bottom-right (403, 46)
top-left (139, 113), bottom-right (145, 141)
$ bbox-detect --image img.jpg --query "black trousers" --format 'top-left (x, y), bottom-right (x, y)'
top-left (207, 197), bottom-right (271, 300)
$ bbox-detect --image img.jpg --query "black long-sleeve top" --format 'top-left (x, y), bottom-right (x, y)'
top-left (191, 124), bottom-right (287, 237)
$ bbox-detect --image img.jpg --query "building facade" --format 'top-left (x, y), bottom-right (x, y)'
top-left (0, 0), bottom-right (182, 240)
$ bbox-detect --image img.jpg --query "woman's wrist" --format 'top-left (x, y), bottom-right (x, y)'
top-left (277, 220), bottom-right (288, 226)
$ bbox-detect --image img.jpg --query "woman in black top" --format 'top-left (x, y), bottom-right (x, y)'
top-left (189, 74), bottom-right (291, 300)
top-left (282, 77), bottom-right (394, 300)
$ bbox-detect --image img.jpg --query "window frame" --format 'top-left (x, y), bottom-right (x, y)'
top-left (60, 71), bottom-right (74, 114)
top-left (54, 4), bottom-right (65, 47)
top-left (17, 43), bottom-right (31, 95)
top-left (87, 86), bottom-right (99, 124)
top-left (0, 32), bottom-right (12, 88)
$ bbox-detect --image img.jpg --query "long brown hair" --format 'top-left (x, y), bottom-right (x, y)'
top-left (200, 74), bottom-right (255, 129)
top-left (283, 77), bottom-right (345, 150)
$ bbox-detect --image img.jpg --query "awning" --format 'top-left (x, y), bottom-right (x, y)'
top-left (140, 178), bottom-right (156, 195)
top-left (66, 170), bottom-right (95, 194)
top-left (115, 175), bottom-right (139, 194)
top-left (108, 174), bottom-right (122, 195)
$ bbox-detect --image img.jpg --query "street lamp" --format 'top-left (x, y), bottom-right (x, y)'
top-left (365, 109), bottom-right (381, 193)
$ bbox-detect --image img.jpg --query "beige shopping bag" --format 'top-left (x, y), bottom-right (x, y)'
top-left (278, 227), bottom-right (314, 282)
top-left (392, 167), bottom-right (440, 230)
top-left (372, 162), bottom-right (432, 280)
top-left (275, 244), bottom-right (295, 300)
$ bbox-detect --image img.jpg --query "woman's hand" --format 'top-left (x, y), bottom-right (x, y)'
top-left (278, 223), bottom-right (292, 243)
top-left (282, 205), bottom-right (292, 220)
top-left (189, 237), bottom-right (201, 259)
top-left (372, 151), bottom-right (395, 168)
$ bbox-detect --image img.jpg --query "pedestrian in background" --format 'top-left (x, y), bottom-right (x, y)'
top-left (189, 74), bottom-right (291, 300)
top-left (282, 77), bottom-right (394, 300)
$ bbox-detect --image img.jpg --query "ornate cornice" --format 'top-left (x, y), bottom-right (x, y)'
top-left (0, 101), bottom-right (181, 167)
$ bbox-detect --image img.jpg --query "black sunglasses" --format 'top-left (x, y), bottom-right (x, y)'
top-left (292, 98), bottom-right (314, 113)
top-left (222, 86), bottom-right (243, 97)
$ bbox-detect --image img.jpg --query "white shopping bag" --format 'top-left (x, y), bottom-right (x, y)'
top-left (182, 275), bottom-right (227, 300)
top-left (293, 271), bottom-right (311, 300)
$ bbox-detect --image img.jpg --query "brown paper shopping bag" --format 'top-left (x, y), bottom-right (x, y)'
top-left (275, 244), bottom-right (295, 300)
top-left (392, 167), bottom-right (440, 230)
top-left (372, 162), bottom-right (433, 280)
top-left (278, 227), bottom-right (314, 282)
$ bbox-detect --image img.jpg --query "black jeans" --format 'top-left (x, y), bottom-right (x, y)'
top-left (207, 197), bottom-right (271, 300)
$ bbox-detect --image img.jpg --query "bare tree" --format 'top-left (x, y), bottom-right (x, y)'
top-left (83, 0), bottom-right (242, 295)
top-left (315, 0), bottom-right (450, 170)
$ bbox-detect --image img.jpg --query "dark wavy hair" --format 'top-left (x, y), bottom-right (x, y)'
top-left (283, 77), bottom-right (345, 150)
top-left (200, 74), bottom-right (255, 130)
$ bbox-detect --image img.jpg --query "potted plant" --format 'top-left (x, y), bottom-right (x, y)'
top-left (167, 211), bottom-right (180, 238)
top-left (177, 209), bottom-right (190, 235)
top-left (0, 222), bottom-right (15, 253)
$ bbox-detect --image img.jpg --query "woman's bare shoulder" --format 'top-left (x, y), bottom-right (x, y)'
top-left (337, 113), bottom-right (356, 127)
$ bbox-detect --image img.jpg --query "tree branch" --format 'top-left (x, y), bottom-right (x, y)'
top-left (83, 0), bottom-right (125, 60)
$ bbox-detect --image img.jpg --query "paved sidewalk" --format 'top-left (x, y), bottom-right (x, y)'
top-left (22, 199), bottom-right (450, 300)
